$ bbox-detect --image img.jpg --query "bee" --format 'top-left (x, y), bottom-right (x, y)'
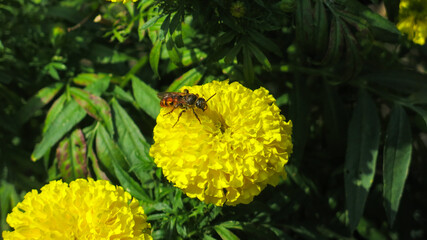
top-left (157, 89), bottom-right (216, 127)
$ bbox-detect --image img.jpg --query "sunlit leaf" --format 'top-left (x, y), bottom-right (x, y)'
top-left (344, 90), bottom-right (380, 232)
top-left (383, 105), bottom-right (412, 226)
top-left (166, 66), bottom-right (206, 92)
top-left (132, 77), bottom-right (160, 119)
top-left (111, 99), bottom-right (154, 181)
top-left (32, 99), bottom-right (87, 161)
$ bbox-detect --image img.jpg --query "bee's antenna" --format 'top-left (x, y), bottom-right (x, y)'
top-left (206, 93), bottom-right (216, 102)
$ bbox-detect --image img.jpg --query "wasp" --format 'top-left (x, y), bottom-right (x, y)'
top-left (157, 89), bottom-right (216, 127)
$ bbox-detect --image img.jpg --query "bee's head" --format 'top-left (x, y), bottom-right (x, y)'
top-left (196, 98), bottom-right (208, 111)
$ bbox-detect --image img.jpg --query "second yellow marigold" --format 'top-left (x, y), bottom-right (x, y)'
top-left (397, 0), bottom-right (427, 45)
top-left (150, 81), bottom-right (293, 206)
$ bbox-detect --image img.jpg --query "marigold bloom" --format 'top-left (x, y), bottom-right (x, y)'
top-left (150, 81), bottom-right (293, 206)
top-left (397, 0), bottom-right (427, 45)
top-left (2, 179), bottom-right (152, 240)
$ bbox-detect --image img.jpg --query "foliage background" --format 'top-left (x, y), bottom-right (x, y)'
top-left (1, 0), bottom-right (426, 239)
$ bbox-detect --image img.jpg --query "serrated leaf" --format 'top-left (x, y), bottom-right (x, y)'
top-left (17, 82), bottom-right (64, 125)
top-left (169, 10), bottom-right (182, 35)
top-left (383, 105), bottom-right (412, 226)
top-left (141, 14), bottom-right (164, 30)
top-left (56, 129), bottom-right (88, 182)
top-left (333, 0), bottom-right (401, 42)
top-left (344, 90), bottom-right (380, 232)
top-left (111, 99), bottom-right (154, 181)
top-left (73, 73), bottom-right (109, 87)
top-left (113, 86), bottom-right (135, 103)
top-left (213, 32), bottom-right (237, 48)
top-left (43, 94), bottom-right (67, 133)
top-left (247, 41), bottom-right (272, 71)
top-left (95, 123), bottom-right (128, 174)
top-left (111, 156), bottom-right (152, 202)
top-left (159, 14), bottom-right (170, 41)
top-left (214, 225), bottom-right (240, 240)
top-left (132, 77), bottom-right (160, 119)
top-left (150, 40), bottom-right (162, 77)
top-left (166, 66), bottom-right (206, 92)
top-left (224, 40), bottom-right (243, 65)
top-left (247, 30), bottom-right (282, 57)
top-left (70, 87), bottom-right (113, 134)
top-left (32, 99), bottom-right (87, 161)
top-left (166, 34), bottom-right (182, 66)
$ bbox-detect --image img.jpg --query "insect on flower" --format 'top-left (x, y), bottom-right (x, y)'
top-left (157, 89), bottom-right (216, 128)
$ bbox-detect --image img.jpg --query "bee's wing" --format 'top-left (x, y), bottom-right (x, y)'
top-left (157, 92), bottom-right (172, 99)
top-left (157, 92), bottom-right (184, 99)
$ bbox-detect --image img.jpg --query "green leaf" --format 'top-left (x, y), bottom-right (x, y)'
top-left (56, 129), bottom-right (88, 182)
top-left (383, 105), bottom-right (412, 226)
top-left (166, 66), bottom-right (206, 92)
top-left (159, 14), bottom-right (170, 41)
top-left (72, 73), bottom-right (110, 87)
top-left (150, 40), bottom-right (162, 77)
top-left (224, 40), bottom-right (243, 65)
top-left (295, 0), bottom-right (314, 51)
top-left (0, 181), bottom-right (18, 231)
top-left (313, 0), bottom-right (329, 55)
top-left (363, 70), bottom-right (427, 95)
top-left (166, 34), bottom-right (182, 66)
top-left (70, 87), bottom-right (113, 134)
top-left (141, 14), bottom-right (164, 30)
top-left (111, 156), bottom-right (152, 203)
top-left (17, 82), bottom-right (64, 125)
top-left (111, 99), bottom-right (154, 181)
top-left (95, 123), bottom-right (128, 174)
top-left (214, 225), bottom-right (240, 240)
top-left (113, 86), bottom-right (135, 103)
top-left (333, 0), bottom-right (401, 42)
top-left (132, 77), bottom-right (160, 119)
top-left (321, 16), bottom-right (343, 65)
top-left (247, 29), bottom-right (282, 57)
top-left (247, 41), bottom-right (272, 71)
top-left (344, 90), bottom-right (380, 232)
top-left (32, 99), bottom-right (87, 161)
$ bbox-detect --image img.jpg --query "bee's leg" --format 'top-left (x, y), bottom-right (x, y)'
top-left (172, 109), bottom-right (186, 128)
top-left (164, 103), bottom-right (182, 116)
top-left (192, 108), bottom-right (201, 124)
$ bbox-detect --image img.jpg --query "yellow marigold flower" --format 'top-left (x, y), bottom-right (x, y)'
top-left (2, 179), bottom-right (152, 240)
top-left (150, 81), bottom-right (293, 206)
top-left (397, 0), bottom-right (427, 45)
top-left (231, 1), bottom-right (246, 18)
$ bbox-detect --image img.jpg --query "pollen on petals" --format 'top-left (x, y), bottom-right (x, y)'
top-left (150, 81), bottom-right (293, 206)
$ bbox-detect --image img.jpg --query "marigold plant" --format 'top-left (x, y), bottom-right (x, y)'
top-left (150, 81), bottom-right (293, 206)
top-left (2, 179), bottom-right (152, 240)
top-left (397, 0), bottom-right (427, 45)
